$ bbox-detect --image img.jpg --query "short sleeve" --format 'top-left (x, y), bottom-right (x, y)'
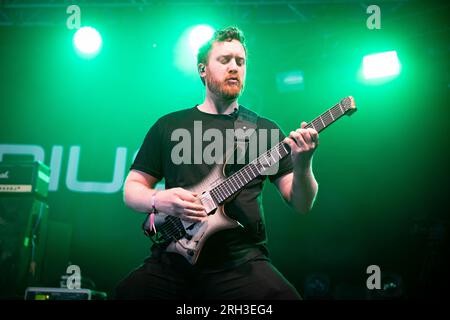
top-left (130, 119), bottom-right (164, 180)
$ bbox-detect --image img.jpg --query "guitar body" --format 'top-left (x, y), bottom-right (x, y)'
top-left (165, 205), bottom-right (240, 265)
top-left (144, 162), bottom-right (242, 265)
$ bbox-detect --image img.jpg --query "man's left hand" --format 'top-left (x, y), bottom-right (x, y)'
top-left (283, 122), bottom-right (319, 169)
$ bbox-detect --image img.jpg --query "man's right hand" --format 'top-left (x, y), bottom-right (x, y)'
top-left (154, 188), bottom-right (207, 223)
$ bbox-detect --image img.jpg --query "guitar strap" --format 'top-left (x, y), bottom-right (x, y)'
top-left (233, 105), bottom-right (258, 164)
top-left (231, 106), bottom-right (267, 241)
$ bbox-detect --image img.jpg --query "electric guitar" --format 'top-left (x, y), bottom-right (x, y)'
top-left (143, 96), bottom-right (357, 264)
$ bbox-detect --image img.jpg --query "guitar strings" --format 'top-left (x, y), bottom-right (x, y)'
top-left (157, 216), bottom-right (185, 239)
top-left (212, 142), bottom-right (288, 203)
top-left (158, 143), bottom-right (302, 241)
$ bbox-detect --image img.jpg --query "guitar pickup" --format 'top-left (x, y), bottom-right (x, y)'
top-left (199, 191), bottom-right (217, 213)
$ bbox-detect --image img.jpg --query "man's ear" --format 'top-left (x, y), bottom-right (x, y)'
top-left (198, 64), bottom-right (206, 74)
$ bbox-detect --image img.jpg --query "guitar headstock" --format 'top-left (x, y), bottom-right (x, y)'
top-left (340, 96), bottom-right (357, 116)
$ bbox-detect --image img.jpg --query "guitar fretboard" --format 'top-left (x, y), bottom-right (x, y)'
top-left (209, 99), bottom-right (351, 204)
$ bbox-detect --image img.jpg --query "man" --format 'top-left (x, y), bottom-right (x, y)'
top-left (115, 26), bottom-right (319, 299)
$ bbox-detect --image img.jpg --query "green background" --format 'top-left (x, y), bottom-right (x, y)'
top-left (0, 1), bottom-right (448, 299)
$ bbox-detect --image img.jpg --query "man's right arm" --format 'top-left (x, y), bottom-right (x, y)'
top-left (123, 169), bottom-right (207, 222)
top-left (123, 169), bottom-right (159, 213)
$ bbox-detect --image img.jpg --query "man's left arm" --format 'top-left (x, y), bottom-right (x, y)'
top-left (274, 122), bottom-right (319, 214)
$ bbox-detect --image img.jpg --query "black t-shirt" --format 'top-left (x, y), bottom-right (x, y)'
top-left (131, 105), bottom-right (293, 270)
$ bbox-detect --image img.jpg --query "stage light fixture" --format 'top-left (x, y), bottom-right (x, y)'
top-left (363, 51), bottom-right (400, 79)
top-left (276, 70), bottom-right (304, 92)
top-left (73, 26), bottom-right (102, 58)
top-left (188, 25), bottom-right (215, 57)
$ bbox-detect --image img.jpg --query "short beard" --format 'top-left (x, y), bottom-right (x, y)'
top-left (206, 73), bottom-right (244, 100)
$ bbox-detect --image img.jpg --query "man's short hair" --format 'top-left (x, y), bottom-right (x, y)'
top-left (197, 26), bottom-right (247, 85)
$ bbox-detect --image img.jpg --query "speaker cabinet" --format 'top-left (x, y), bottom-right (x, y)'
top-left (0, 195), bottom-right (48, 299)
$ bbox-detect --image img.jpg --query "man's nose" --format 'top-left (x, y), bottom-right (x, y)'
top-left (227, 59), bottom-right (239, 72)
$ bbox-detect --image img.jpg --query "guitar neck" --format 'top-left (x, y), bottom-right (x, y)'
top-left (304, 100), bottom-right (349, 133)
top-left (209, 97), bottom-right (355, 204)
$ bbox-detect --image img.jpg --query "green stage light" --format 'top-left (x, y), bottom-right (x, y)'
top-left (175, 25), bottom-right (215, 75)
top-left (363, 51), bottom-right (400, 79)
top-left (188, 25), bottom-right (215, 56)
top-left (73, 26), bottom-right (102, 57)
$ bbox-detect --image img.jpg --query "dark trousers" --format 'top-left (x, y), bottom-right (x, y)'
top-left (115, 253), bottom-right (301, 300)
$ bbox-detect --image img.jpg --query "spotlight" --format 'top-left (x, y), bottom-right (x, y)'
top-left (188, 25), bottom-right (215, 57)
top-left (276, 70), bottom-right (304, 92)
top-left (73, 26), bottom-right (102, 58)
top-left (362, 51), bottom-right (400, 79)
top-left (304, 273), bottom-right (330, 300)
top-left (366, 272), bottom-right (404, 300)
